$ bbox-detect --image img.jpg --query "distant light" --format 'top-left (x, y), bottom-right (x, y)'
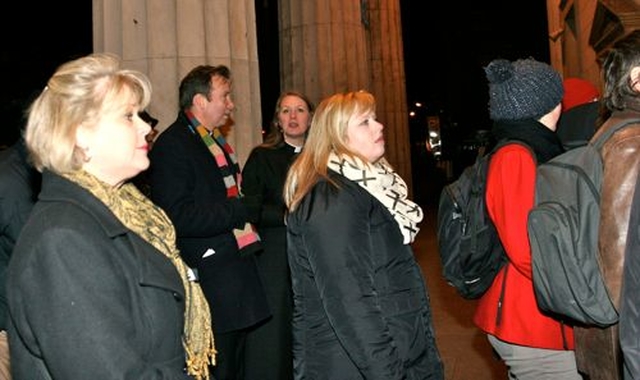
top-left (415, 102), bottom-right (422, 108)
top-left (409, 111), bottom-right (416, 117)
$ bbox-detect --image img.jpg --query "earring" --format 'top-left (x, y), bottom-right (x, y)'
top-left (80, 146), bottom-right (92, 162)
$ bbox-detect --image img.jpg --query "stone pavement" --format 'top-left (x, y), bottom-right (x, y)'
top-left (413, 205), bottom-right (508, 380)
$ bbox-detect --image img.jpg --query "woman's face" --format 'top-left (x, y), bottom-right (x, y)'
top-left (78, 90), bottom-right (151, 186)
top-left (278, 95), bottom-right (311, 143)
top-left (345, 109), bottom-right (385, 163)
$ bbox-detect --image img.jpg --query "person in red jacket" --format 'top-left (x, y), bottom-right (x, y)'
top-left (473, 58), bottom-right (582, 379)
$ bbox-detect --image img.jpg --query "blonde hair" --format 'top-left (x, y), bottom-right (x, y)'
top-left (283, 90), bottom-right (382, 211)
top-left (25, 53), bottom-right (152, 173)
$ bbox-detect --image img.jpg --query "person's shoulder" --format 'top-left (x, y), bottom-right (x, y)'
top-left (325, 171), bottom-right (372, 203)
top-left (247, 144), bottom-right (272, 158)
top-left (596, 112), bottom-right (640, 146)
top-left (289, 174), bottom-right (364, 227)
top-left (151, 120), bottom-right (194, 153)
top-left (0, 144), bottom-right (32, 187)
top-left (491, 142), bottom-right (536, 167)
top-left (245, 144), bottom-right (290, 168)
top-left (495, 141), bottom-right (533, 155)
top-left (300, 173), bottom-right (356, 204)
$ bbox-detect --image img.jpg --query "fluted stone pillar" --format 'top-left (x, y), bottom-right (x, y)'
top-left (278, 0), bottom-right (413, 191)
top-left (278, 0), bottom-right (370, 102)
top-left (367, 0), bottom-right (412, 190)
top-left (92, 0), bottom-right (263, 164)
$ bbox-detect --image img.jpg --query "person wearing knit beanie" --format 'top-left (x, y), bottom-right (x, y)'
top-left (486, 58), bottom-right (564, 121)
top-left (474, 57), bottom-right (582, 380)
top-left (556, 77), bottom-right (601, 149)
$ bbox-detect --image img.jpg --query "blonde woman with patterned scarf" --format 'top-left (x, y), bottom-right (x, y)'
top-left (283, 90), bottom-right (444, 380)
top-left (7, 53), bottom-right (215, 379)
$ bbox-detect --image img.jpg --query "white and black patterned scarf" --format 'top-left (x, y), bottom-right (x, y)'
top-left (327, 153), bottom-right (423, 244)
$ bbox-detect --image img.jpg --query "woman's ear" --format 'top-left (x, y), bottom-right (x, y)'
top-left (75, 125), bottom-right (94, 162)
top-left (75, 124), bottom-right (90, 149)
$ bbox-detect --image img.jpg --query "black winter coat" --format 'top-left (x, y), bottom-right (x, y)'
top-left (7, 171), bottom-right (191, 379)
top-left (148, 113), bottom-right (270, 333)
top-left (0, 140), bottom-right (40, 330)
top-left (241, 142), bottom-right (298, 380)
top-left (286, 172), bottom-right (444, 380)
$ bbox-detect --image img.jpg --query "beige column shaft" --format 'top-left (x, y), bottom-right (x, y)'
top-left (92, 0), bottom-right (263, 164)
top-left (278, 0), bottom-right (413, 190)
top-left (367, 0), bottom-right (412, 189)
top-left (278, 0), bottom-right (370, 102)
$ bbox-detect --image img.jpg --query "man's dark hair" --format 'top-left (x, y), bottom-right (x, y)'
top-left (178, 65), bottom-right (231, 110)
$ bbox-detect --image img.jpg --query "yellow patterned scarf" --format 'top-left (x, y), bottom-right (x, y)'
top-left (63, 170), bottom-right (216, 379)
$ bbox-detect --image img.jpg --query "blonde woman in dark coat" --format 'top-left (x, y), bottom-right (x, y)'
top-left (283, 91), bottom-right (443, 380)
top-left (7, 53), bottom-right (215, 380)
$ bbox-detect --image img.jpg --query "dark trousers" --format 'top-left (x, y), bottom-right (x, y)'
top-left (212, 329), bottom-right (247, 380)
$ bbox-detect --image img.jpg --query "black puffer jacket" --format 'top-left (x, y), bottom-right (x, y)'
top-left (286, 172), bottom-right (444, 380)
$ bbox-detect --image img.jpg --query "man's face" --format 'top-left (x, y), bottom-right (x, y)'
top-left (202, 75), bottom-right (235, 128)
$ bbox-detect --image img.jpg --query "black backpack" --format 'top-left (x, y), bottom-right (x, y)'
top-left (436, 140), bottom-right (528, 299)
top-left (527, 118), bottom-right (640, 327)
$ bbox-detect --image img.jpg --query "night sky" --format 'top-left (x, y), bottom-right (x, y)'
top-left (0, 1), bottom-right (92, 147)
top-left (0, 1), bottom-right (549, 148)
top-left (400, 1), bottom-right (550, 135)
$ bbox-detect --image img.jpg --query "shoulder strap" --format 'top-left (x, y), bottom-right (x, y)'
top-left (592, 118), bottom-right (640, 149)
top-left (489, 139), bottom-right (535, 164)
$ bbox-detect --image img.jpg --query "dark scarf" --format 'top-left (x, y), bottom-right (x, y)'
top-left (184, 110), bottom-right (262, 257)
top-left (491, 119), bottom-right (564, 164)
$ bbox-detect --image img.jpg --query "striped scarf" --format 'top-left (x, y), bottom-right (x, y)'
top-left (186, 111), bottom-right (262, 256)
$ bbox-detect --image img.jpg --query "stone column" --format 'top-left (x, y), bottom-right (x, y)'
top-left (92, 0), bottom-right (263, 164)
top-left (278, 0), bottom-right (413, 190)
top-left (366, 0), bottom-right (412, 190)
top-left (278, 0), bottom-right (370, 103)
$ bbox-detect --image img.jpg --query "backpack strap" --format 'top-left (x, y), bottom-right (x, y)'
top-left (592, 118), bottom-right (640, 150)
top-left (489, 139), bottom-right (535, 165)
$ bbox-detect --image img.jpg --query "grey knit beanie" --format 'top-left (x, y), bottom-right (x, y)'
top-left (486, 58), bottom-right (563, 121)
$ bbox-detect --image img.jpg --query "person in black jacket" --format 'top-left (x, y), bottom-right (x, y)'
top-left (283, 90), bottom-right (443, 379)
top-left (148, 64), bottom-right (270, 380)
top-left (241, 91), bottom-right (314, 380)
top-left (0, 137), bottom-right (40, 379)
top-left (556, 77), bottom-right (602, 150)
top-left (7, 53), bottom-right (215, 380)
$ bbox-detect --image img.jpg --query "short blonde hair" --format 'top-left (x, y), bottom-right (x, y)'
top-left (283, 90), bottom-right (377, 211)
top-left (25, 53), bottom-right (152, 173)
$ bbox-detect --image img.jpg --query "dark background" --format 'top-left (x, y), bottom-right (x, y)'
top-left (397, 1), bottom-right (550, 204)
top-left (0, 2), bottom-right (93, 147)
top-left (401, 1), bottom-right (549, 132)
top-left (1, 1), bottom-right (549, 152)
